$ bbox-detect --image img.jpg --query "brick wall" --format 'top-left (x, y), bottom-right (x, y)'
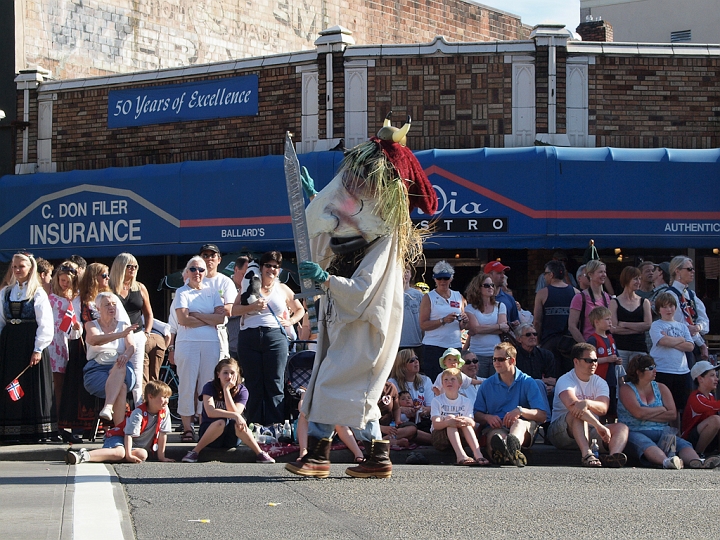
top-left (590, 56), bottom-right (720, 148)
top-left (20, 0), bottom-right (529, 80)
top-left (367, 56), bottom-right (513, 150)
top-left (576, 20), bottom-right (614, 42)
top-left (51, 66), bottom-right (302, 170)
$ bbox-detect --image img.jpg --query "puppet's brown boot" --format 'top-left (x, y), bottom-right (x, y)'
top-left (285, 436), bottom-right (332, 478)
top-left (345, 439), bottom-right (392, 478)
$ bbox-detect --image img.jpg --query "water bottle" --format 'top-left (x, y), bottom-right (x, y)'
top-left (591, 439), bottom-right (599, 459)
top-left (282, 420), bottom-right (292, 439)
top-left (292, 418), bottom-right (298, 443)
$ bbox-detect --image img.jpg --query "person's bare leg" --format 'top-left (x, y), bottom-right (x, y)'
top-left (695, 416), bottom-right (720, 454)
top-left (111, 383), bottom-right (128, 425)
top-left (87, 447), bottom-right (126, 462)
top-left (297, 413), bottom-right (309, 458)
top-left (447, 427), bottom-right (470, 462)
top-left (237, 424), bottom-right (264, 456)
top-left (460, 425), bottom-right (486, 461)
top-left (606, 423), bottom-right (628, 455)
top-left (181, 416), bottom-right (194, 435)
top-left (643, 445), bottom-right (669, 467)
top-left (191, 420), bottom-right (225, 455)
top-left (566, 413), bottom-right (593, 455)
top-left (336, 425), bottom-right (363, 461)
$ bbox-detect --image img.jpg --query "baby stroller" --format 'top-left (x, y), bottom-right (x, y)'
top-left (284, 344), bottom-right (316, 421)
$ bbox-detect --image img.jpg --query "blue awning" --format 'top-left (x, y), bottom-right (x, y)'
top-left (1, 146), bottom-right (718, 261)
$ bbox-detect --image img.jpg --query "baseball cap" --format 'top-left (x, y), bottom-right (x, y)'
top-left (690, 360), bottom-right (720, 381)
top-left (657, 261), bottom-right (670, 275)
top-left (439, 347), bottom-right (464, 369)
top-left (484, 261), bottom-right (510, 273)
top-left (199, 244), bottom-right (221, 255)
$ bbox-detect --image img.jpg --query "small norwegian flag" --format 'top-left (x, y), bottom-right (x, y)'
top-left (6, 379), bottom-right (24, 401)
top-left (58, 303), bottom-right (76, 333)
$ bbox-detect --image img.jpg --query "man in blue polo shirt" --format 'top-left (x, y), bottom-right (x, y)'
top-left (474, 342), bottom-right (550, 466)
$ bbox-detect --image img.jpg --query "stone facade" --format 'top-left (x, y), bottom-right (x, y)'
top-left (18, 0), bottom-right (530, 80)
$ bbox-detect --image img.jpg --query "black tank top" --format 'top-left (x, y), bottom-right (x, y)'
top-left (541, 284), bottom-right (576, 340)
top-left (612, 297), bottom-right (648, 352)
top-left (120, 288), bottom-right (144, 332)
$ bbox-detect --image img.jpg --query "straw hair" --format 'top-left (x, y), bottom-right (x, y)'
top-left (339, 141), bottom-right (425, 266)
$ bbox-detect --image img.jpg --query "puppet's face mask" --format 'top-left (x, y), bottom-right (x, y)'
top-left (306, 170), bottom-right (390, 246)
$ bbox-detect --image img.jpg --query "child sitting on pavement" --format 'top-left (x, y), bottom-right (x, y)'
top-left (431, 368), bottom-right (489, 466)
top-left (182, 358), bottom-right (274, 463)
top-left (432, 347), bottom-right (482, 396)
top-left (66, 380), bottom-right (175, 464)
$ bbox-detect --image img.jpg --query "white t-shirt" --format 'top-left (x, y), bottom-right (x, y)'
top-left (460, 376), bottom-right (484, 403)
top-left (203, 273), bottom-right (237, 326)
top-left (174, 284), bottom-right (223, 343)
top-left (430, 393), bottom-right (474, 432)
top-left (465, 302), bottom-right (507, 356)
top-left (649, 318), bottom-right (692, 375)
top-left (551, 370), bottom-right (609, 423)
top-left (389, 375), bottom-right (435, 408)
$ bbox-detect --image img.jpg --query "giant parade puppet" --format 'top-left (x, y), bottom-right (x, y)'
top-left (285, 115), bottom-right (437, 478)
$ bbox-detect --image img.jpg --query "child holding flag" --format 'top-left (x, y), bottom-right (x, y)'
top-left (48, 262), bottom-right (82, 428)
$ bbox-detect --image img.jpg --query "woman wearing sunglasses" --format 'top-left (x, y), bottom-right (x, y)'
top-left (419, 260), bottom-right (467, 381)
top-left (233, 251), bottom-right (304, 426)
top-left (463, 272), bottom-right (509, 378)
top-left (110, 253), bottom-right (153, 406)
top-left (173, 256), bottom-right (224, 442)
top-left (618, 354), bottom-right (718, 469)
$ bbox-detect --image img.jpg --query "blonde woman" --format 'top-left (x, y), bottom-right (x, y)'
top-left (0, 252), bottom-right (55, 442)
top-left (110, 253), bottom-right (153, 405)
top-left (388, 349), bottom-right (433, 444)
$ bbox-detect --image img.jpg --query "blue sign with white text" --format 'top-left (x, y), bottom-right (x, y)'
top-left (108, 75), bottom-right (259, 128)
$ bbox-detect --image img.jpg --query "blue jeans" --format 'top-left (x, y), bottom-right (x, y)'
top-left (626, 428), bottom-right (692, 464)
top-left (237, 326), bottom-right (289, 425)
top-left (308, 420), bottom-right (381, 443)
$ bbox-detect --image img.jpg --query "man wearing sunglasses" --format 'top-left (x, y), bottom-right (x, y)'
top-left (547, 343), bottom-right (629, 467)
top-left (514, 323), bottom-right (558, 400)
top-left (199, 244), bottom-right (238, 360)
top-left (474, 342), bottom-right (550, 466)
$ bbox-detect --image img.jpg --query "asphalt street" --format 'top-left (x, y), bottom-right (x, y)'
top-left (116, 462), bottom-right (720, 540)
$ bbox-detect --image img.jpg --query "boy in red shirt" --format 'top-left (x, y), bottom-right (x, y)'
top-left (682, 360), bottom-right (720, 456)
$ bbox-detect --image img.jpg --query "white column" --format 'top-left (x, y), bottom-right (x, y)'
top-left (344, 60), bottom-right (373, 149)
top-left (505, 55), bottom-right (535, 148)
top-left (297, 65), bottom-right (319, 154)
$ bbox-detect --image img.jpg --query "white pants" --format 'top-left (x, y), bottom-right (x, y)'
top-left (175, 339), bottom-right (220, 417)
top-left (129, 331), bottom-right (146, 405)
top-left (218, 326), bottom-right (229, 360)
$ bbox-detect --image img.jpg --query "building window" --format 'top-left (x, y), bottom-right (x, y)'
top-left (671, 30), bottom-right (692, 43)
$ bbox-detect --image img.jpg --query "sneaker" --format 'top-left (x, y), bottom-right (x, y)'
top-left (663, 456), bottom-right (683, 469)
top-left (703, 456), bottom-right (720, 469)
top-left (490, 433), bottom-right (510, 465)
top-left (505, 434), bottom-right (527, 467)
top-left (66, 448), bottom-right (90, 465)
top-left (256, 451), bottom-right (275, 463)
top-left (181, 450), bottom-right (199, 463)
top-left (99, 405), bottom-right (114, 422)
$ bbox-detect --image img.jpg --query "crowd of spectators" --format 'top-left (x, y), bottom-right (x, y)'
top-left (2, 249), bottom-right (719, 471)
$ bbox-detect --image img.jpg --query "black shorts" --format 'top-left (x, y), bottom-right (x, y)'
top-left (685, 424), bottom-right (719, 454)
top-left (199, 419), bottom-right (240, 449)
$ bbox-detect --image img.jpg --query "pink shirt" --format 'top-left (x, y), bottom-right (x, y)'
top-left (570, 290), bottom-right (611, 340)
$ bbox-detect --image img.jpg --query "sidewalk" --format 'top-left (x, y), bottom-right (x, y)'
top-left (0, 430), bottom-right (580, 466)
top-left (0, 461), bottom-right (134, 540)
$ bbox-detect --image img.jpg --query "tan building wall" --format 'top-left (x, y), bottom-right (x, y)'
top-left (16, 0), bottom-right (530, 80)
top-left (580, 0), bottom-right (720, 43)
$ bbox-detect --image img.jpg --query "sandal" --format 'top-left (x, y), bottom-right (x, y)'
top-left (455, 457), bottom-right (476, 466)
top-left (472, 456), bottom-right (490, 466)
top-left (181, 430), bottom-right (196, 443)
top-left (600, 452), bottom-right (628, 468)
top-left (354, 456), bottom-right (365, 464)
top-left (687, 458), bottom-right (704, 469)
top-left (582, 453), bottom-right (602, 467)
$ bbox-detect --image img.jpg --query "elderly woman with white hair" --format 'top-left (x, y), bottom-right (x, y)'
top-left (83, 291), bottom-right (137, 426)
top-left (419, 260), bottom-right (467, 381)
top-left (173, 256), bottom-right (225, 442)
top-left (0, 252), bottom-right (55, 442)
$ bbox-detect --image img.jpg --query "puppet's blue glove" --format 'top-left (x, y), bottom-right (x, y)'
top-left (301, 166), bottom-right (318, 199)
top-left (299, 261), bottom-right (328, 284)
